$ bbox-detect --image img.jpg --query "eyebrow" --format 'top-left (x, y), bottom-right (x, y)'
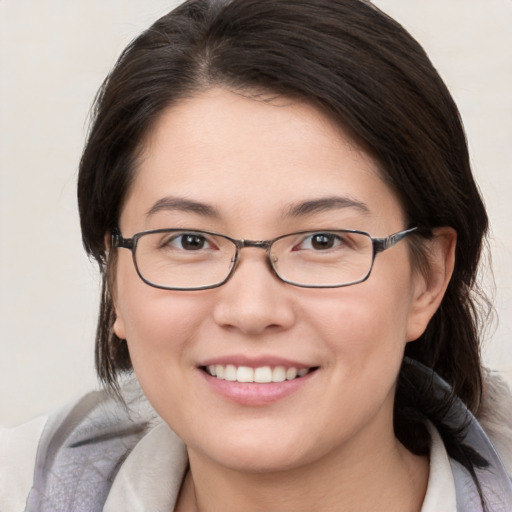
top-left (146, 197), bottom-right (220, 218)
top-left (283, 196), bottom-right (370, 217)
top-left (146, 195), bottom-right (370, 220)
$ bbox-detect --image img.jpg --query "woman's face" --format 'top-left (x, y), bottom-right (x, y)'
top-left (113, 88), bottom-right (434, 473)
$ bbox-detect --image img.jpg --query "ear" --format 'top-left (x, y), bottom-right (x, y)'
top-left (104, 230), bottom-right (113, 258)
top-left (104, 231), bottom-right (127, 340)
top-left (406, 227), bottom-right (456, 342)
top-left (113, 312), bottom-right (127, 340)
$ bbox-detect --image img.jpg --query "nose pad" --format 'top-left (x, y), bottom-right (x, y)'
top-left (269, 253), bottom-right (280, 274)
top-left (212, 250), bottom-right (295, 335)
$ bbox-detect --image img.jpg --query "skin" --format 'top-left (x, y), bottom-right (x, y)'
top-left (113, 88), bottom-right (456, 512)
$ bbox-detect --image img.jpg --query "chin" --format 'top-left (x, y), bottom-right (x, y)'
top-left (188, 428), bottom-right (316, 474)
top-left (208, 448), bottom-right (309, 474)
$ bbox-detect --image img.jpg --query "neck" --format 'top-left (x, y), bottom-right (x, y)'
top-left (176, 429), bottom-right (428, 512)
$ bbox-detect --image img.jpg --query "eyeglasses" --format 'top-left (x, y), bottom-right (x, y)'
top-left (112, 227), bottom-right (418, 290)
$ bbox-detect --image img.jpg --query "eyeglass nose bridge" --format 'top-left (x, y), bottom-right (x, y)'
top-left (228, 238), bottom-right (280, 281)
top-left (235, 239), bottom-right (273, 250)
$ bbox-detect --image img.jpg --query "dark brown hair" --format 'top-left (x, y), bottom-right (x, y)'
top-left (78, 0), bottom-right (489, 463)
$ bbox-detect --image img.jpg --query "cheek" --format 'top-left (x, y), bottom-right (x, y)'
top-left (119, 294), bottom-right (204, 355)
top-left (307, 278), bottom-right (413, 354)
top-left (113, 256), bottom-right (209, 372)
top-left (302, 262), bottom-right (416, 406)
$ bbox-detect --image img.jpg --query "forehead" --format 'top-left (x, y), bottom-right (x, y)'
top-left (121, 88), bottom-right (404, 234)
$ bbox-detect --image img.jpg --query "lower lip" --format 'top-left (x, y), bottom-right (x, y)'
top-left (200, 370), bottom-right (316, 406)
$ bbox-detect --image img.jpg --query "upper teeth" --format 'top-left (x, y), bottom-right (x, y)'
top-left (207, 365), bottom-right (309, 383)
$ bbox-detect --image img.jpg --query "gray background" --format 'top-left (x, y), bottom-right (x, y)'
top-left (1, 0), bottom-right (511, 426)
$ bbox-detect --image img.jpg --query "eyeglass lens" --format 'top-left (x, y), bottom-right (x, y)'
top-left (132, 230), bottom-right (375, 290)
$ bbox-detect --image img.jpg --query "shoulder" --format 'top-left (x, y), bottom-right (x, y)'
top-left (0, 415), bottom-right (49, 512)
top-left (477, 369), bottom-right (512, 476)
top-left (27, 379), bottom-right (158, 510)
top-left (0, 377), bottom-right (158, 511)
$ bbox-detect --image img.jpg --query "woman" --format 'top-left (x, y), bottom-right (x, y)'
top-left (2, 0), bottom-right (512, 510)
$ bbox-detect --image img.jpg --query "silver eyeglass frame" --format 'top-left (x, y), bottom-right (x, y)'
top-left (111, 226), bottom-right (419, 291)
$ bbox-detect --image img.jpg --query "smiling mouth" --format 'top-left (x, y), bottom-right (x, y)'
top-left (202, 365), bottom-right (318, 383)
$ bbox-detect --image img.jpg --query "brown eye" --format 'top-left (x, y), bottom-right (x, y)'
top-left (310, 233), bottom-right (336, 250)
top-left (294, 233), bottom-right (342, 251)
top-left (180, 234), bottom-right (206, 250)
top-left (162, 233), bottom-right (211, 251)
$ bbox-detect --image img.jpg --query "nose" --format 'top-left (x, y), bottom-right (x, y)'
top-left (212, 249), bottom-right (296, 335)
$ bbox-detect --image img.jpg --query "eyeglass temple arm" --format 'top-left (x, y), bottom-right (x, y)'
top-left (111, 229), bottom-right (134, 250)
top-left (373, 227), bottom-right (418, 254)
